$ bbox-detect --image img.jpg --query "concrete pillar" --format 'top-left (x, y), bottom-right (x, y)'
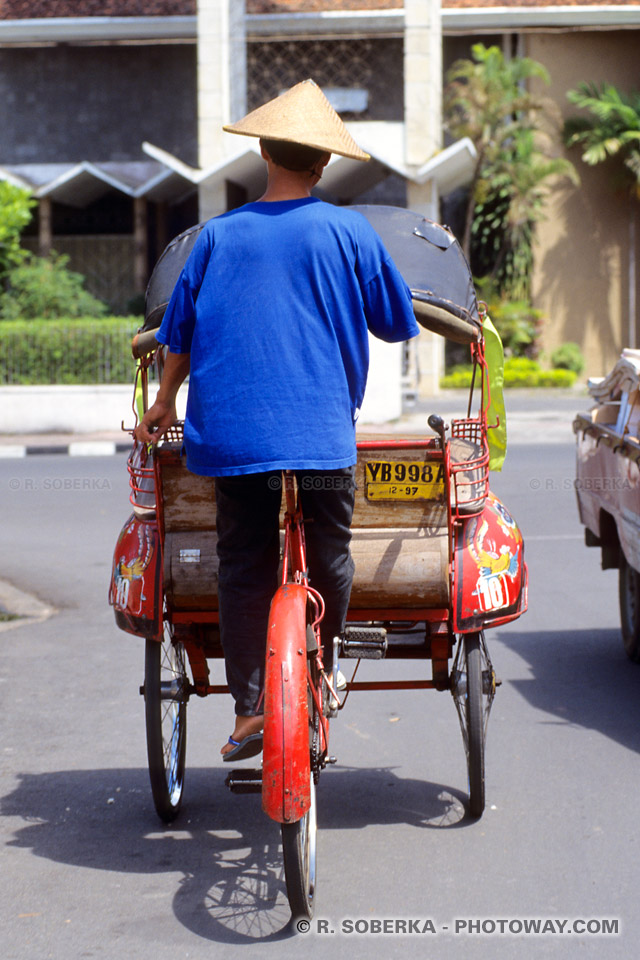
top-left (406, 179), bottom-right (438, 222)
top-left (133, 196), bottom-right (148, 294)
top-left (198, 180), bottom-right (228, 221)
top-left (404, 0), bottom-right (441, 167)
top-left (197, 0), bottom-right (247, 218)
top-left (411, 327), bottom-right (445, 399)
top-left (154, 201), bottom-right (169, 262)
top-left (406, 180), bottom-right (444, 397)
top-left (404, 0), bottom-right (444, 398)
top-left (38, 196), bottom-right (52, 258)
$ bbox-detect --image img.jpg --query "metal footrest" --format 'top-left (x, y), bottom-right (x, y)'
top-left (225, 769), bottom-right (262, 794)
top-left (341, 626), bottom-right (388, 659)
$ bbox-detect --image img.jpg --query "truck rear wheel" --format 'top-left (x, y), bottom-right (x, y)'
top-left (618, 551), bottom-right (640, 662)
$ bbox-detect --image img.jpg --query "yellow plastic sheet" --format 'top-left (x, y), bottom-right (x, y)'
top-left (134, 364), bottom-right (145, 424)
top-left (483, 314), bottom-right (507, 471)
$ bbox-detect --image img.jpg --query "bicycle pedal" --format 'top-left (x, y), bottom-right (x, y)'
top-left (225, 769), bottom-right (262, 794)
top-left (341, 626), bottom-right (388, 659)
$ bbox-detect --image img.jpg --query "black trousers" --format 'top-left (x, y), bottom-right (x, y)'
top-left (215, 467), bottom-right (356, 715)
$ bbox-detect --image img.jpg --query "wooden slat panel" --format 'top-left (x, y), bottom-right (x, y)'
top-left (158, 440), bottom-right (451, 612)
top-left (158, 440), bottom-right (449, 532)
top-left (160, 460), bottom-right (217, 531)
top-left (350, 528), bottom-right (449, 607)
top-left (157, 448), bottom-right (289, 532)
top-left (164, 530), bottom-right (219, 610)
top-left (163, 527), bottom-right (449, 610)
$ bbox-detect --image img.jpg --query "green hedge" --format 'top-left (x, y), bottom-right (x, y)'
top-left (441, 357), bottom-right (578, 390)
top-left (0, 317), bottom-right (142, 385)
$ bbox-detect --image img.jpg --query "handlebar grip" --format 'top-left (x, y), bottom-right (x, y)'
top-left (428, 414), bottom-right (445, 435)
top-left (131, 329), bottom-right (160, 360)
top-left (428, 414), bottom-right (447, 449)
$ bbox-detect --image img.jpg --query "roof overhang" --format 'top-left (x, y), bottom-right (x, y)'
top-left (0, 16), bottom-right (195, 45)
top-left (0, 165), bottom-right (33, 189)
top-left (0, 158), bottom-right (195, 206)
top-left (143, 138), bottom-right (267, 195)
top-left (344, 125), bottom-right (477, 194)
top-left (247, 10), bottom-right (404, 38)
top-left (442, 5), bottom-right (640, 31)
top-left (0, 130), bottom-right (475, 207)
top-left (39, 163), bottom-right (125, 206)
top-left (2, 8), bottom-right (640, 46)
top-left (248, 6), bottom-right (640, 35)
top-left (249, 6), bottom-right (640, 34)
top-left (143, 126), bottom-right (477, 203)
top-left (411, 138), bottom-right (478, 194)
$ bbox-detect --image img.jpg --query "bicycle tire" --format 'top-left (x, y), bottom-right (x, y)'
top-left (282, 775), bottom-right (317, 922)
top-left (144, 630), bottom-right (188, 822)
top-left (465, 633), bottom-right (485, 817)
top-left (451, 632), bottom-right (487, 818)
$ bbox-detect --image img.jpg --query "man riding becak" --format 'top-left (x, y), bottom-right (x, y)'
top-left (134, 79), bottom-right (419, 760)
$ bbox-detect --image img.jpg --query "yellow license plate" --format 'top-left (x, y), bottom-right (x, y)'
top-left (364, 460), bottom-right (445, 501)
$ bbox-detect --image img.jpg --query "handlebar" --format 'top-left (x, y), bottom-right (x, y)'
top-left (131, 329), bottom-right (160, 360)
top-left (428, 414), bottom-right (447, 447)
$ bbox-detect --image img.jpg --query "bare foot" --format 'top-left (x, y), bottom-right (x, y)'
top-left (220, 714), bottom-right (264, 756)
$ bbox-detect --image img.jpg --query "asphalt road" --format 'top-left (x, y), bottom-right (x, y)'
top-left (1, 435), bottom-right (638, 959)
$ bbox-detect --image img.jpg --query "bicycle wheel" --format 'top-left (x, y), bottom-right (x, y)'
top-left (282, 773), bottom-right (317, 922)
top-left (451, 632), bottom-right (494, 818)
top-left (144, 626), bottom-right (188, 822)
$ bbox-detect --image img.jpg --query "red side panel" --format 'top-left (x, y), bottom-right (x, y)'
top-left (453, 492), bottom-right (527, 632)
top-left (262, 583), bottom-right (311, 824)
top-left (109, 514), bottom-right (162, 640)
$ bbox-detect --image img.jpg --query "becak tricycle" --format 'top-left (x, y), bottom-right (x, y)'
top-left (109, 205), bottom-right (528, 921)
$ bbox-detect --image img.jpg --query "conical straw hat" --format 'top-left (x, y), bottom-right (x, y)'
top-left (223, 78), bottom-right (370, 162)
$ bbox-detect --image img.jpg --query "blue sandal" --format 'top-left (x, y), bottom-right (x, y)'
top-left (222, 732), bottom-right (263, 762)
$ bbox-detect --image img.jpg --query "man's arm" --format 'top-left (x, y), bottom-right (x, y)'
top-left (133, 350), bottom-right (191, 444)
top-left (362, 260), bottom-right (420, 343)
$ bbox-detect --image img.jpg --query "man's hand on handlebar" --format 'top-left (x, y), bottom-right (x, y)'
top-left (133, 349), bottom-right (191, 444)
top-left (134, 399), bottom-right (177, 445)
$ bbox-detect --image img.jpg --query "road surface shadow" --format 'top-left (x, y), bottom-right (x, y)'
top-left (499, 627), bottom-right (640, 754)
top-left (1, 765), bottom-right (469, 943)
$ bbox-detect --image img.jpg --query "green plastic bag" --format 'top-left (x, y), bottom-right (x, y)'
top-left (483, 314), bottom-right (507, 471)
top-left (134, 365), bottom-right (145, 424)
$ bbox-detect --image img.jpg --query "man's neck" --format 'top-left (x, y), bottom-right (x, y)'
top-left (258, 151), bottom-right (330, 202)
top-left (258, 165), bottom-right (314, 202)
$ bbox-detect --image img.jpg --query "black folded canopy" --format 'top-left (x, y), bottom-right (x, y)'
top-left (143, 204), bottom-right (481, 345)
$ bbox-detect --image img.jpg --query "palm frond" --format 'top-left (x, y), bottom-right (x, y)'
top-left (565, 81), bottom-right (640, 188)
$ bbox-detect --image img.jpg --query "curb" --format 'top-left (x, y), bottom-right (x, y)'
top-left (0, 440), bottom-right (131, 459)
top-left (0, 579), bottom-right (56, 634)
top-left (1, 392), bottom-right (582, 459)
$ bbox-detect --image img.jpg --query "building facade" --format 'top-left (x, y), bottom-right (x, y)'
top-left (1, 0), bottom-right (639, 377)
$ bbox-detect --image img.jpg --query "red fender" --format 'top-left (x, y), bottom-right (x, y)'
top-left (109, 513), bottom-right (162, 640)
top-left (262, 583), bottom-right (311, 824)
top-left (453, 491), bottom-right (527, 632)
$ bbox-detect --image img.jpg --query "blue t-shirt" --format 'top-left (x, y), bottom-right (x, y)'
top-left (157, 197), bottom-right (419, 476)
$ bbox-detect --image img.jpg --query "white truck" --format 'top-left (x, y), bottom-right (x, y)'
top-left (574, 349), bottom-right (640, 662)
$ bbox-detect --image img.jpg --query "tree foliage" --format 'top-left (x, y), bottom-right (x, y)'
top-left (0, 182), bottom-right (107, 319)
top-left (445, 43), bottom-right (577, 300)
top-left (0, 251), bottom-right (108, 320)
top-left (564, 82), bottom-right (640, 196)
top-left (475, 277), bottom-right (543, 358)
top-left (0, 182), bottom-right (35, 278)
